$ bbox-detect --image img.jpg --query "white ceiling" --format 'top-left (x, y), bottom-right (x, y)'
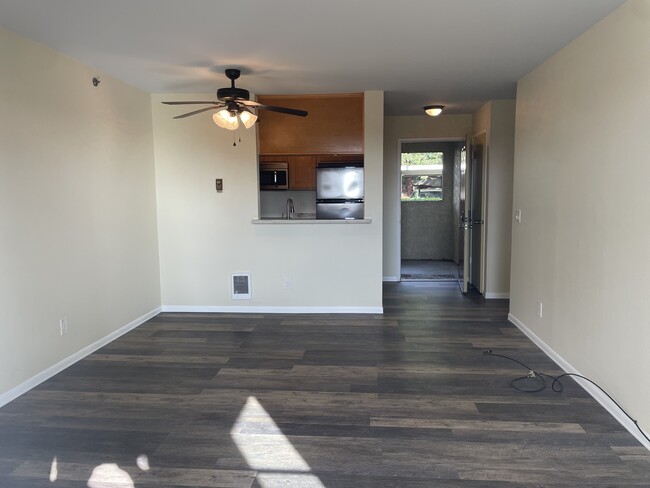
top-left (0, 0), bottom-right (626, 115)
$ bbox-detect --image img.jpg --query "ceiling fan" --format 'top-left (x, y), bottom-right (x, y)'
top-left (162, 69), bottom-right (308, 130)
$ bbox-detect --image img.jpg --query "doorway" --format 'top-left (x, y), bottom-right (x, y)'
top-left (399, 139), bottom-right (465, 281)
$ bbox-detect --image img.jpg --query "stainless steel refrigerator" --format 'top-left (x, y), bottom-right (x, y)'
top-left (316, 163), bottom-right (364, 219)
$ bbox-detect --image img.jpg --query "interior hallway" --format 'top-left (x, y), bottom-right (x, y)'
top-left (0, 282), bottom-right (648, 487)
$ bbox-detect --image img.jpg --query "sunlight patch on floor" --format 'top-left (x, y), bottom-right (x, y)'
top-left (136, 454), bottom-right (150, 471)
top-left (231, 396), bottom-right (326, 487)
top-left (87, 463), bottom-right (134, 488)
top-left (49, 456), bottom-right (57, 482)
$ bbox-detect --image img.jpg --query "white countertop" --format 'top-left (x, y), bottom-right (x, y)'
top-left (252, 218), bottom-right (372, 224)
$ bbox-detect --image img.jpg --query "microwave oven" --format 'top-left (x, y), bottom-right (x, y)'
top-left (259, 162), bottom-right (289, 190)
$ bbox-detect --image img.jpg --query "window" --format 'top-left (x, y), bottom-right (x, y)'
top-left (401, 152), bottom-right (443, 201)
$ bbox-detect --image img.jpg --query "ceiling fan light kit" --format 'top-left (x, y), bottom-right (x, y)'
top-left (212, 109), bottom-right (239, 130)
top-left (163, 69), bottom-right (307, 135)
top-left (424, 105), bottom-right (444, 116)
top-left (238, 110), bottom-right (258, 129)
top-left (211, 108), bottom-right (257, 131)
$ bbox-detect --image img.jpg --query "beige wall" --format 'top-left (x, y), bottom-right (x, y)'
top-left (383, 115), bottom-right (473, 280)
top-left (511, 0), bottom-right (650, 440)
top-left (0, 28), bottom-right (161, 399)
top-left (151, 91), bottom-right (384, 311)
top-left (472, 100), bottom-right (516, 298)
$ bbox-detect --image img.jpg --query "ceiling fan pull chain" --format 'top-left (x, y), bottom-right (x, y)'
top-left (232, 127), bottom-right (242, 147)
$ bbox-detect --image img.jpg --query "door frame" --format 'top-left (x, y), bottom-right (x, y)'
top-left (396, 137), bottom-right (465, 280)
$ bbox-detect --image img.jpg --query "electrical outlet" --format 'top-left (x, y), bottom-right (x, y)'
top-left (59, 317), bottom-right (68, 336)
top-left (284, 278), bottom-right (292, 289)
top-left (538, 302), bottom-right (543, 318)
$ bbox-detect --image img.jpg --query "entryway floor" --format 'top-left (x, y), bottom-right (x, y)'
top-left (401, 259), bottom-right (458, 281)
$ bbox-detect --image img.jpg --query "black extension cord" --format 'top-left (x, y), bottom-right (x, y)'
top-left (483, 349), bottom-right (650, 444)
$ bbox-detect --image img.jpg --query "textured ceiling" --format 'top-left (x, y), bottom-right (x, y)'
top-left (0, 0), bottom-right (627, 115)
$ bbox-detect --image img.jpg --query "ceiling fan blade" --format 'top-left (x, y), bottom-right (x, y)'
top-left (236, 100), bottom-right (262, 107)
top-left (162, 101), bottom-right (220, 105)
top-left (248, 103), bottom-right (308, 117)
top-left (173, 105), bottom-right (223, 119)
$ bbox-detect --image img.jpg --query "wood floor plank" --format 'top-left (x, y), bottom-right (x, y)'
top-left (369, 417), bottom-right (586, 433)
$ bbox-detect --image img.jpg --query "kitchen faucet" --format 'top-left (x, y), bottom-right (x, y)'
top-left (286, 197), bottom-right (295, 219)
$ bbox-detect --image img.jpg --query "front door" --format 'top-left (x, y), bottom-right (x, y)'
top-left (458, 136), bottom-right (471, 293)
top-left (470, 133), bottom-right (485, 292)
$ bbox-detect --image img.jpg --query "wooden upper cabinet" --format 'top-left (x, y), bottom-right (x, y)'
top-left (289, 155), bottom-right (317, 190)
top-left (316, 154), bottom-right (365, 165)
top-left (257, 94), bottom-right (364, 155)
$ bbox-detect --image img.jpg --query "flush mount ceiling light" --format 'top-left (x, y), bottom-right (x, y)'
top-left (424, 105), bottom-right (444, 117)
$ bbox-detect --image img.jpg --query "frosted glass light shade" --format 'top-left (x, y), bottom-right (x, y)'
top-left (424, 105), bottom-right (444, 117)
top-left (213, 109), bottom-right (239, 130)
top-left (239, 111), bottom-right (258, 129)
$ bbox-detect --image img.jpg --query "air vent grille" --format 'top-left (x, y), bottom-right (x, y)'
top-left (231, 273), bottom-right (252, 300)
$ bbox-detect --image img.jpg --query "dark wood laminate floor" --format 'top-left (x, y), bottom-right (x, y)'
top-left (1, 282), bottom-right (649, 487)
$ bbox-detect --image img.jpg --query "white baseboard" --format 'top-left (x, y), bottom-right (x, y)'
top-left (485, 292), bottom-right (510, 299)
top-left (383, 276), bottom-right (400, 282)
top-left (0, 307), bottom-right (161, 409)
top-left (508, 313), bottom-right (650, 451)
top-left (162, 305), bottom-right (383, 314)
